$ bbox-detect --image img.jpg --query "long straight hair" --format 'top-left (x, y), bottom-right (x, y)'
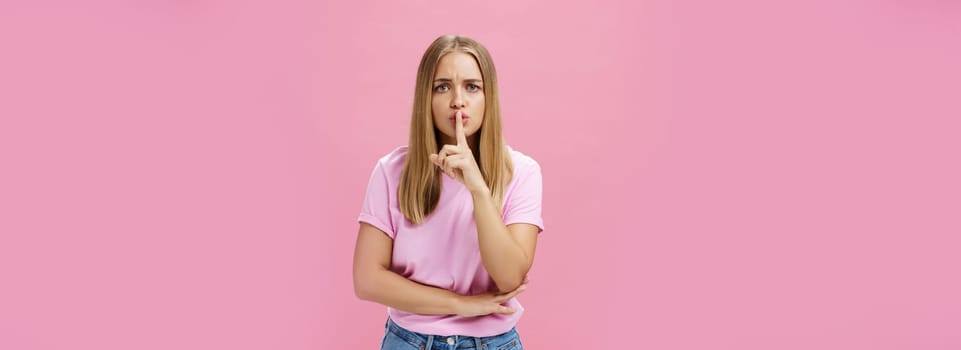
top-left (399, 35), bottom-right (514, 224)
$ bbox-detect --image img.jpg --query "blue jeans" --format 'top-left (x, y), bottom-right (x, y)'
top-left (380, 317), bottom-right (524, 350)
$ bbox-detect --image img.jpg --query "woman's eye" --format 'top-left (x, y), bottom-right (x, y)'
top-left (434, 84), bottom-right (480, 93)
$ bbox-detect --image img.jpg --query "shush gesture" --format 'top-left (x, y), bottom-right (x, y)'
top-left (430, 110), bottom-right (488, 193)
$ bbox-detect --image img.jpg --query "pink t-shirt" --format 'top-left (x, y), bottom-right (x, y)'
top-left (357, 145), bottom-right (544, 337)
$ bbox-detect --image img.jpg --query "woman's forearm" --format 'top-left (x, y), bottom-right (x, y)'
top-left (355, 267), bottom-right (462, 316)
top-left (471, 188), bottom-right (531, 292)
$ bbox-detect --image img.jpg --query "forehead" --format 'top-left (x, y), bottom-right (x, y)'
top-left (433, 52), bottom-right (482, 79)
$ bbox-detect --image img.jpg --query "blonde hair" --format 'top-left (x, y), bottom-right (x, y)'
top-left (399, 35), bottom-right (514, 224)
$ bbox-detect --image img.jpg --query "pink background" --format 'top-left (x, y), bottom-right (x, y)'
top-left (2, 0), bottom-right (959, 349)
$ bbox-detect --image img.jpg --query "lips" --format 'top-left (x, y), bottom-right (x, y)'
top-left (449, 112), bottom-right (470, 120)
top-left (449, 115), bottom-right (469, 126)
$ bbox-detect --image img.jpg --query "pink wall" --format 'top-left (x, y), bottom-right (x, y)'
top-left (2, 0), bottom-right (959, 349)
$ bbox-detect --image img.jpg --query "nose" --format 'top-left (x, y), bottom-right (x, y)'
top-left (450, 90), bottom-right (466, 109)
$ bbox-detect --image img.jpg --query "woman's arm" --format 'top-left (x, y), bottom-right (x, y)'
top-left (352, 223), bottom-right (462, 315)
top-left (470, 187), bottom-right (539, 293)
top-left (352, 222), bottom-right (524, 316)
top-left (428, 113), bottom-right (540, 293)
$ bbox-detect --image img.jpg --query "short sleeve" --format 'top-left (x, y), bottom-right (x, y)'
top-left (503, 160), bottom-right (545, 234)
top-left (357, 160), bottom-right (396, 239)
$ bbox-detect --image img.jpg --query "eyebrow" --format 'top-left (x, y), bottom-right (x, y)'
top-left (433, 78), bottom-right (483, 84)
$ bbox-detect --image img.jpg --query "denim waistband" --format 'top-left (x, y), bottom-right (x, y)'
top-left (384, 317), bottom-right (520, 350)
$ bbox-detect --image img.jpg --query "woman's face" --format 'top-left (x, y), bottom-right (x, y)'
top-left (431, 52), bottom-right (485, 147)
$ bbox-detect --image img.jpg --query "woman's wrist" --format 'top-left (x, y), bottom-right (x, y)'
top-left (469, 184), bottom-right (491, 197)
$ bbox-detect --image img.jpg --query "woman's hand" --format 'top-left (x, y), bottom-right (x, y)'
top-left (453, 276), bottom-right (529, 317)
top-left (430, 111), bottom-right (489, 194)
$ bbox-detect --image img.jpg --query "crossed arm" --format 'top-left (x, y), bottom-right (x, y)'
top-left (352, 221), bottom-right (534, 316)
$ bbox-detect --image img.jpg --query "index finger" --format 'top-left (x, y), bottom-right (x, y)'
top-left (455, 110), bottom-right (467, 146)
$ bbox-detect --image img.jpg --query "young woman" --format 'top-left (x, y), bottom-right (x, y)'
top-left (353, 35), bottom-right (544, 350)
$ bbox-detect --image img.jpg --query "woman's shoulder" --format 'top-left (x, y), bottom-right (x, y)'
top-left (374, 145), bottom-right (409, 169)
top-left (505, 145), bottom-right (541, 174)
